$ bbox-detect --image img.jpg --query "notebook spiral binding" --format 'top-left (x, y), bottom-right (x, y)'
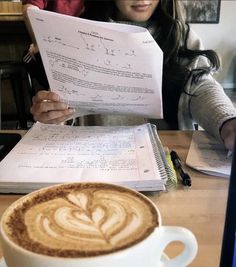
top-left (147, 124), bottom-right (177, 186)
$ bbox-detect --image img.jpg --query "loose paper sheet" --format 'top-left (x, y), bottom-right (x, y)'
top-left (186, 131), bottom-right (232, 178)
top-left (27, 9), bottom-right (163, 119)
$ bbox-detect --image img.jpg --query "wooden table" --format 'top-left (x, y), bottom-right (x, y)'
top-left (0, 130), bottom-right (229, 267)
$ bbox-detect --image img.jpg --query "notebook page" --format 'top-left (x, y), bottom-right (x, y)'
top-left (0, 123), bottom-right (164, 190)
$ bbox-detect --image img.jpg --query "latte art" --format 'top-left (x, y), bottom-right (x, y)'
top-left (4, 183), bottom-right (158, 257)
top-left (25, 192), bottom-right (148, 250)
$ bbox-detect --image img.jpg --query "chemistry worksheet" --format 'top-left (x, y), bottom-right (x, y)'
top-left (27, 9), bottom-right (163, 118)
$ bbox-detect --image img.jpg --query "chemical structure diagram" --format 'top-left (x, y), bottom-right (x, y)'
top-left (42, 32), bottom-right (137, 71)
top-left (42, 36), bottom-right (80, 50)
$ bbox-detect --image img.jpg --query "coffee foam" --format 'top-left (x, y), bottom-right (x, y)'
top-left (3, 183), bottom-right (158, 257)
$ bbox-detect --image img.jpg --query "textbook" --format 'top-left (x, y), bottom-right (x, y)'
top-left (186, 131), bottom-right (232, 178)
top-left (27, 8), bottom-right (163, 119)
top-left (0, 123), bottom-right (173, 193)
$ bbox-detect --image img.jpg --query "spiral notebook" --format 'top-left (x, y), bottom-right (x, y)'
top-left (0, 123), bottom-right (173, 193)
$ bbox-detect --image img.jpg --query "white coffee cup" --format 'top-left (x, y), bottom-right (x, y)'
top-left (0, 182), bottom-right (198, 267)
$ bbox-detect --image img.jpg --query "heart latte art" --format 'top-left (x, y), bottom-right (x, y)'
top-left (4, 183), bottom-right (158, 257)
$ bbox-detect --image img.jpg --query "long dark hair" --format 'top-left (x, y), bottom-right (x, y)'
top-left (82, 0), bottom-right (220, 128)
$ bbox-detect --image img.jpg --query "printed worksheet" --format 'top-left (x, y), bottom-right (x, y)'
top-left (27, 9), bottom-right (163, 118)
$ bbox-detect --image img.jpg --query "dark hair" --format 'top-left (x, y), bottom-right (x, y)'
top-left (82, 0), bottom-right (220, 128)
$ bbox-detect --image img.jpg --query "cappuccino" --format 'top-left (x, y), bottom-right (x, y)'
top-left (3, 183), bottom-right (158, 257)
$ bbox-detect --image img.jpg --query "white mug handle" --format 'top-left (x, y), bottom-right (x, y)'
top-left (158, 226), bottom-right (198, 267)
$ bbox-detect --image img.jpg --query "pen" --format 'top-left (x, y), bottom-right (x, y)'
top-left (170, 150), bottom-right (191, 186)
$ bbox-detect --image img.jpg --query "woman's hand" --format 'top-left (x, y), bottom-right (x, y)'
top-left (220, 118), bottom-right (236, 151)
top-left (30, 90), bottom-right (75, 124)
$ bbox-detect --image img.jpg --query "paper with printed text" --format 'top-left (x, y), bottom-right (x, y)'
top-left (27, 9), bottom-right (163, 119)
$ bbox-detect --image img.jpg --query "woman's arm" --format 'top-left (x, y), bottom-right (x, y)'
top-left (186, 75), bottom-right (236, 150)
top-left (179, 27), bottom-right (236, 150)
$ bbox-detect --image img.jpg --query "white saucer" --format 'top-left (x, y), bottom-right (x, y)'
top-left (0, 258), bottom-right (6, 267)
top-left (0, 254), bottom-right (170, 267)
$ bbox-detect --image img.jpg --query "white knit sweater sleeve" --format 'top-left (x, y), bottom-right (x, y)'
top-left (178, 28), bottom-right (236, 141)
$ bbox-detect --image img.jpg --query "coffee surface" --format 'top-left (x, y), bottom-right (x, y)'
top-left (3, 183), bottom-right (158, 257)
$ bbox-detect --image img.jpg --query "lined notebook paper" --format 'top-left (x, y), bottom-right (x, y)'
top-left (0, 123), bottom-right (172, 193)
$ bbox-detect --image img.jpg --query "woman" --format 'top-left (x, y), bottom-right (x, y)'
top-left (30, 0), bottom-right (236, 150)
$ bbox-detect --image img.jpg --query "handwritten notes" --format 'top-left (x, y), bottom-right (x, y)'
top-left (27, 9), bottom-right (163, 119)
top-left (0, 123), bottom-right (166, 193)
